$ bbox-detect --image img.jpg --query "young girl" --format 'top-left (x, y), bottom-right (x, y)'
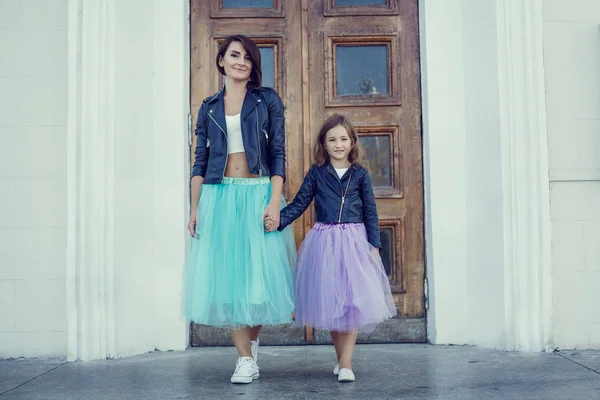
top-left (266, 114), bottom-right (397, 382)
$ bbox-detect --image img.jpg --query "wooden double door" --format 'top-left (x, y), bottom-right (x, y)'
top-left (190, 0), bottom-right (425, 345)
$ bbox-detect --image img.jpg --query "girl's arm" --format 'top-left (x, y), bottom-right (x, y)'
top-left (277, 167), bottom-right (316, 231)
top-left (360, 171), bottom-right (382, 248)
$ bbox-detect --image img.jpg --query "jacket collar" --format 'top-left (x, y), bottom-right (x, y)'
top-left (205, 89), bottom-right (227, 136)
top-left (205, 87), bottom-right (261, 120)
top-left (204, 87), bottom-right (224, 104)
top-left (324, 161), bottom-right (359, 180)
top-left (324, 161), bottom-right (360, 170)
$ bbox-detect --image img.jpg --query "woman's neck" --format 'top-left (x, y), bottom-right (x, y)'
top-left (224, 78), bottom-right (248, 98)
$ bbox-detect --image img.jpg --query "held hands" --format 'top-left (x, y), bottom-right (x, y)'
top-left (263, 201), bottom-right (280, 232)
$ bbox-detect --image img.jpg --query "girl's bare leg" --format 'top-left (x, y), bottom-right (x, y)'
top-left (329, 331), bottom-right (342, 363)
top-left (338, 330), bottom-right (358, 369)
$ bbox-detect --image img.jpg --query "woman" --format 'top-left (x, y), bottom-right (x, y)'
top-left (183, 35), bottom-right (295, 384)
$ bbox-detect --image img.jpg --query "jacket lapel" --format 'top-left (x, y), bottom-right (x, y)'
top-left (326, 161), bottom-right (354, 181)
top-left (240, 91), bottom-right (260, 120)
top-left (207, 89), bottom-right (227, 136)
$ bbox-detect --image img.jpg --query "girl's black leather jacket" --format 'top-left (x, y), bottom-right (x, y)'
top-left (278, 162), bottom-right (381, 248)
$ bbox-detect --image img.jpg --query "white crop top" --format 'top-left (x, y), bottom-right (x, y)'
top-left (225, 113), bottom-right (245, 154)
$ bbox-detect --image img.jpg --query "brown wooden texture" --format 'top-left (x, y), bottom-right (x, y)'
top-left (190, 0), bottom-right (424, 343)
top-left (323, 0), bottom-right (399, 17)
top-left (211, 0), bottom-right (284, 19)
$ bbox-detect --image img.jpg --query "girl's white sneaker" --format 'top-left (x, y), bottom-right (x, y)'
top-left (333, 363), bottom-right (340, 376)
top-left (337, 368), bottom-right (355, 382)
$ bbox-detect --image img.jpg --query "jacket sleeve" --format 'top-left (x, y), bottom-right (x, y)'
top-left (191, 103), bottom-right (209, 178)
top-left (360, 171), bottom-right (382, 248)
top-left (278, 168), bottom-right (315, 231)
top-left (266, 90), bottom-right (286, 181)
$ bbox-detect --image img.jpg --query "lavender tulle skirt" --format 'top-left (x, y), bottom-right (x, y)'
top-left (294, 222), bottom-right (397, 333)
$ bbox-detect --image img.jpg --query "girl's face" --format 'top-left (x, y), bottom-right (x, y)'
top-left (219, 41), bottom-right (253, 82)
top-left (324, 125), bottom-right (352, 163)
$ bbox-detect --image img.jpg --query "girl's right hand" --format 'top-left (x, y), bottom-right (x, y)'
top-left (188, 215), bottom-right (198, 237)
top-left (370, 246), bottom-right (381, 259)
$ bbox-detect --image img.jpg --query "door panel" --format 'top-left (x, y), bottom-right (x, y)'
top-left (190, 0), bottom-right (425, 346)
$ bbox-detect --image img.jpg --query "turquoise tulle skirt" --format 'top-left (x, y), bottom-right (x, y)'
top-left (183, 177), bottom-right (296, 328)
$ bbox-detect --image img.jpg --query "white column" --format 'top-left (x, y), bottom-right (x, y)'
top-left (66, 0), bottom-right (117, 361)
top-left (421, 0), bottom-right (553, 351)
top-left (150, 0), bottom-right (190, 351)
top-left (419, 0), bottom-right (470, 345)
top-left (497, 0), bottom-right (553, 351)
top-left (66, 0), bottom-right (189, 361)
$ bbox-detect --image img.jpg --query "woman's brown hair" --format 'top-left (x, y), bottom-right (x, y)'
top-left (312, 114), bottom-right (366, 167)
top-left (216, 35), bottom-right (262, 88)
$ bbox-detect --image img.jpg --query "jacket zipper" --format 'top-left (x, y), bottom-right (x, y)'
top-left (339, 175), bottom-right (352, 222)
top-left (255, 107), bottom-right (263, 177)
top-left (208, 109), bottom-right (228, 180)
top-left (208, 111), bottom-right (227, 138)
top-left (328, 169), bottom-right (352, 223)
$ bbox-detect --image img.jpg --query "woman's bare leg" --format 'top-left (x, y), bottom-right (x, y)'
top-left (230, 327), bottom-right (252, 358)
top-left (249, 325), bottom-right (262, 341)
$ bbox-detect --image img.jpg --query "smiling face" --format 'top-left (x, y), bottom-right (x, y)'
top-left (218, 41), bottom-right (253, 83)
top-left (324, 125), bottom-right (352, 165)
top-left (313, 114), bottom-right (363, 167)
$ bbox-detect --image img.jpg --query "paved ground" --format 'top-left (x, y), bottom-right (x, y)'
top-left (1, 344), bottom-right (600, 399)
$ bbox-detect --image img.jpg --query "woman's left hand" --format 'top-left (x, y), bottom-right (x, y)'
top-left (264, 201), bottom-right (280, 232)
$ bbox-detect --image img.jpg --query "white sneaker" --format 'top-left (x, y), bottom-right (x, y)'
top-left (251, 338), bottom-right (260, 362)
top-left (338, 368), bottom-right (355, 382)
top-left (230, 357), bottom-right (260, 384)
top-left (333, 363), bottom-right (340, 376)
